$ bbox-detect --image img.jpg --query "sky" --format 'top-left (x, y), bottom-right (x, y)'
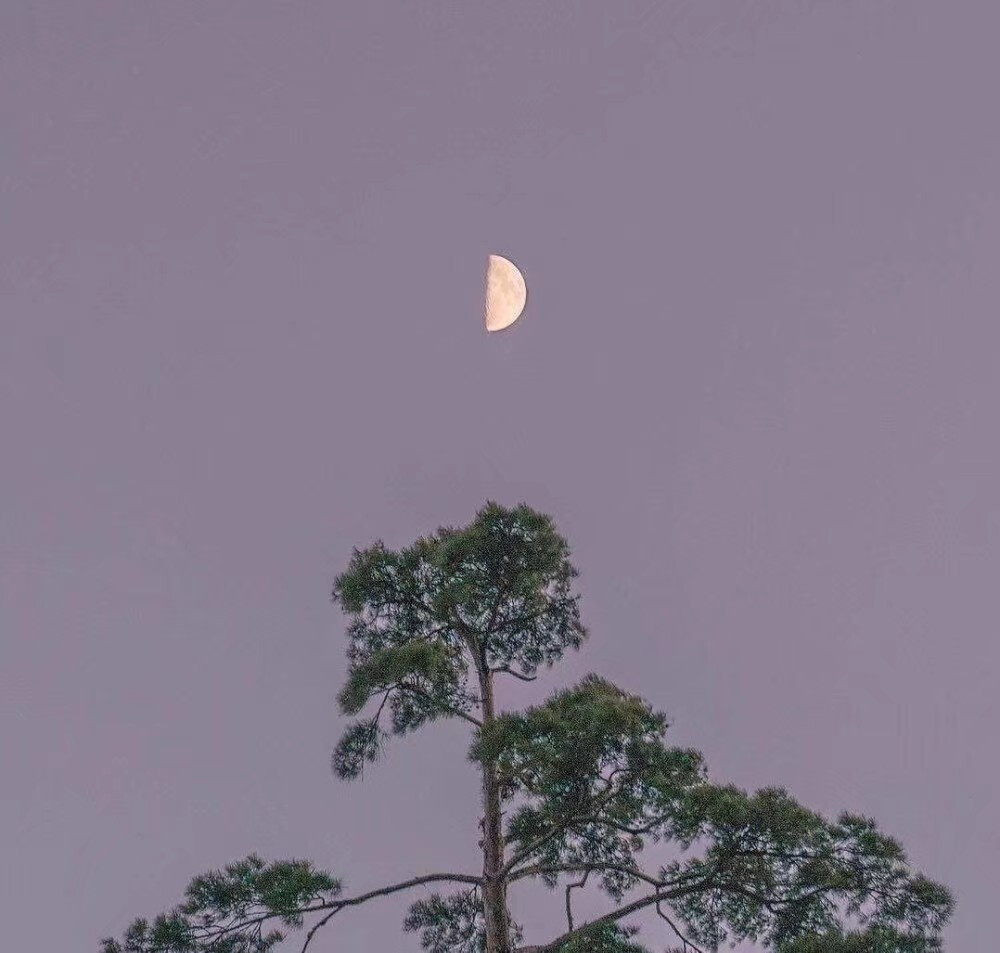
top-left (2, 2), bottom-right (998, 950)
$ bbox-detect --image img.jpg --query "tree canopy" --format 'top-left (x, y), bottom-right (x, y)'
top-left (102, 501), bottom-right (953, 953)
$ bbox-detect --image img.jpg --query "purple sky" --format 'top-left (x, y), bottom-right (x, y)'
top-left (2, 3), bottom-right (998, 950)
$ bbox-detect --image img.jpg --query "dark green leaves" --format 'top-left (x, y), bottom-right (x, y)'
top-left (554, 922), bottom-right (650, 953)
top-left (404, 890), bottom-right (484, 953)
top-left (338, 641), bottom-right (456, 714)
top-left (331, 717), bottom-right (386, 779)
top-left (777, 925), bottom-right (946, 953)
top-left (472, 675), bottom-right (705, 899)
top-left (471, 674), bottom-right (671, 773)
top-left (100, 855), bottom-right (340, 953)
top-left (337, 639), bottom-right (475, 730)
top-left (660, 791), bottom-right (955, 951)
top-left (105, 502), bottom-right (955, 953)
top-left (330, 502), bottom-right (587, 778)
top-left (101, 914), bottom-right (203, 953)
top-left (182, 855), bottom-right (339, 923)
top-left (430, 501), bottom-right (588, 677)
top-left (467, 673), bottom-right (951, 952)
top-left (403, 889), bottom-right (523, 953)
top-left (332, 501), bottom-right (586, 678)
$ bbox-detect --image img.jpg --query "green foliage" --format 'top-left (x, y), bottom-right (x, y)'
top-left (472, 674), bottom-right (706, 899)
top-left (404, 890), bottom-right (486, 953)
top-left (331, 715), bottom-right (387, 779)
top-left (337, 641), bottom-right (462, 716)
top-left (103, 501), bottom-right (954, 953)
top-left (471, 669), bottom-right (952, 950)
top-left (778, 925), bottom-right (945, 953)
top-left (403, 888), bottom-right (523, 953)
top-left (656, 787), bottom-right (954, 950)
top-left (429, 501), bottom-right (586, 676)
top-left (330, 501), bottom-right (587, 775)
top-left (333, 639), bottom-right (477, 778)
top-left (100, 855), bottom-right (340, 953)
top-left (554, 922), bottom-right (650, 952)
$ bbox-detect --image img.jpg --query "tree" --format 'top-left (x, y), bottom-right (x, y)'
top-left (102, 501), bottom-right (954, 953)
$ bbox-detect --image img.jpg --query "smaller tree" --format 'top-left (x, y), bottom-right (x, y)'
top-left (102, 501), bottom-right (954, 953)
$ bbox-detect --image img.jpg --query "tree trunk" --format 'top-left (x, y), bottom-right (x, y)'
top-left (478, 664), bottom-right (513, 953)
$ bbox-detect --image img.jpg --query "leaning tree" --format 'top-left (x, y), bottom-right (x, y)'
top-left (102, 501), bottom-right (953, 953)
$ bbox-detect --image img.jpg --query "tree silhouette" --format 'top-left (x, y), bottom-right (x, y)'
top-left (102, 501), bottom-right (953, 953)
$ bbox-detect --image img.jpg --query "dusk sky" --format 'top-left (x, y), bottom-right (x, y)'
top-left (2, 3), bottom-right (998, 950)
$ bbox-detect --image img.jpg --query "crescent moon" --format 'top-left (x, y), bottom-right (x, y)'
top-left (484, 254), bottom-right (527, 332)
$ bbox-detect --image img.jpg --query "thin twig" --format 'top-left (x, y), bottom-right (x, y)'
top-left (655, 900), bottom-right (705, 953)
top-left (564, 869), bottom-right (590, 931)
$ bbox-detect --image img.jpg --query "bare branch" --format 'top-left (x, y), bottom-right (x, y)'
top-left (334, 871), bottom-right (483, 909)
top-left (298, 871), bottom-right (482, 953)
top-left (564, 869), bottom-right (590, 932)
top-left (490, 665), bottom-right (538, 682)
top-left (509, 862), bottom-right (664, 892)
top-left (301, 908), bottom-right (338, 953)
top-left (656, 900), bottom-right (705, 953)
top-left (513, 877), bottom-right (712, 953)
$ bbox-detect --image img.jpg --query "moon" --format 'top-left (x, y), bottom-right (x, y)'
top-left (484, 254), bottom-right (527, 332)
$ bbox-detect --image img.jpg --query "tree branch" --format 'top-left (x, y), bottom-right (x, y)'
top-left (500, 781), bottom-right (632, 875)
top-left (490, 665), bottom-right (537, 682)
top-left (513, 877), bottom-right (713, 953)
top-left (299, 871), bottom-right (483, 953)
top-left (509, 862), bottom-right (664, 892)
top-left (396, 680), bottom-right (483, 727)
top-left (564, 869), bottom-right (590, 932)
top-left (655, 900), bottom-right (705, 953)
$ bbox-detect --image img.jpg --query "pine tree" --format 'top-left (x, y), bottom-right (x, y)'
top-left (101, 501), bottom-right (954, 953)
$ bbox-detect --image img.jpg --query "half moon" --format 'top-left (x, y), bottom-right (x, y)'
top-left (484, 254), bottom-right (527, 332)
